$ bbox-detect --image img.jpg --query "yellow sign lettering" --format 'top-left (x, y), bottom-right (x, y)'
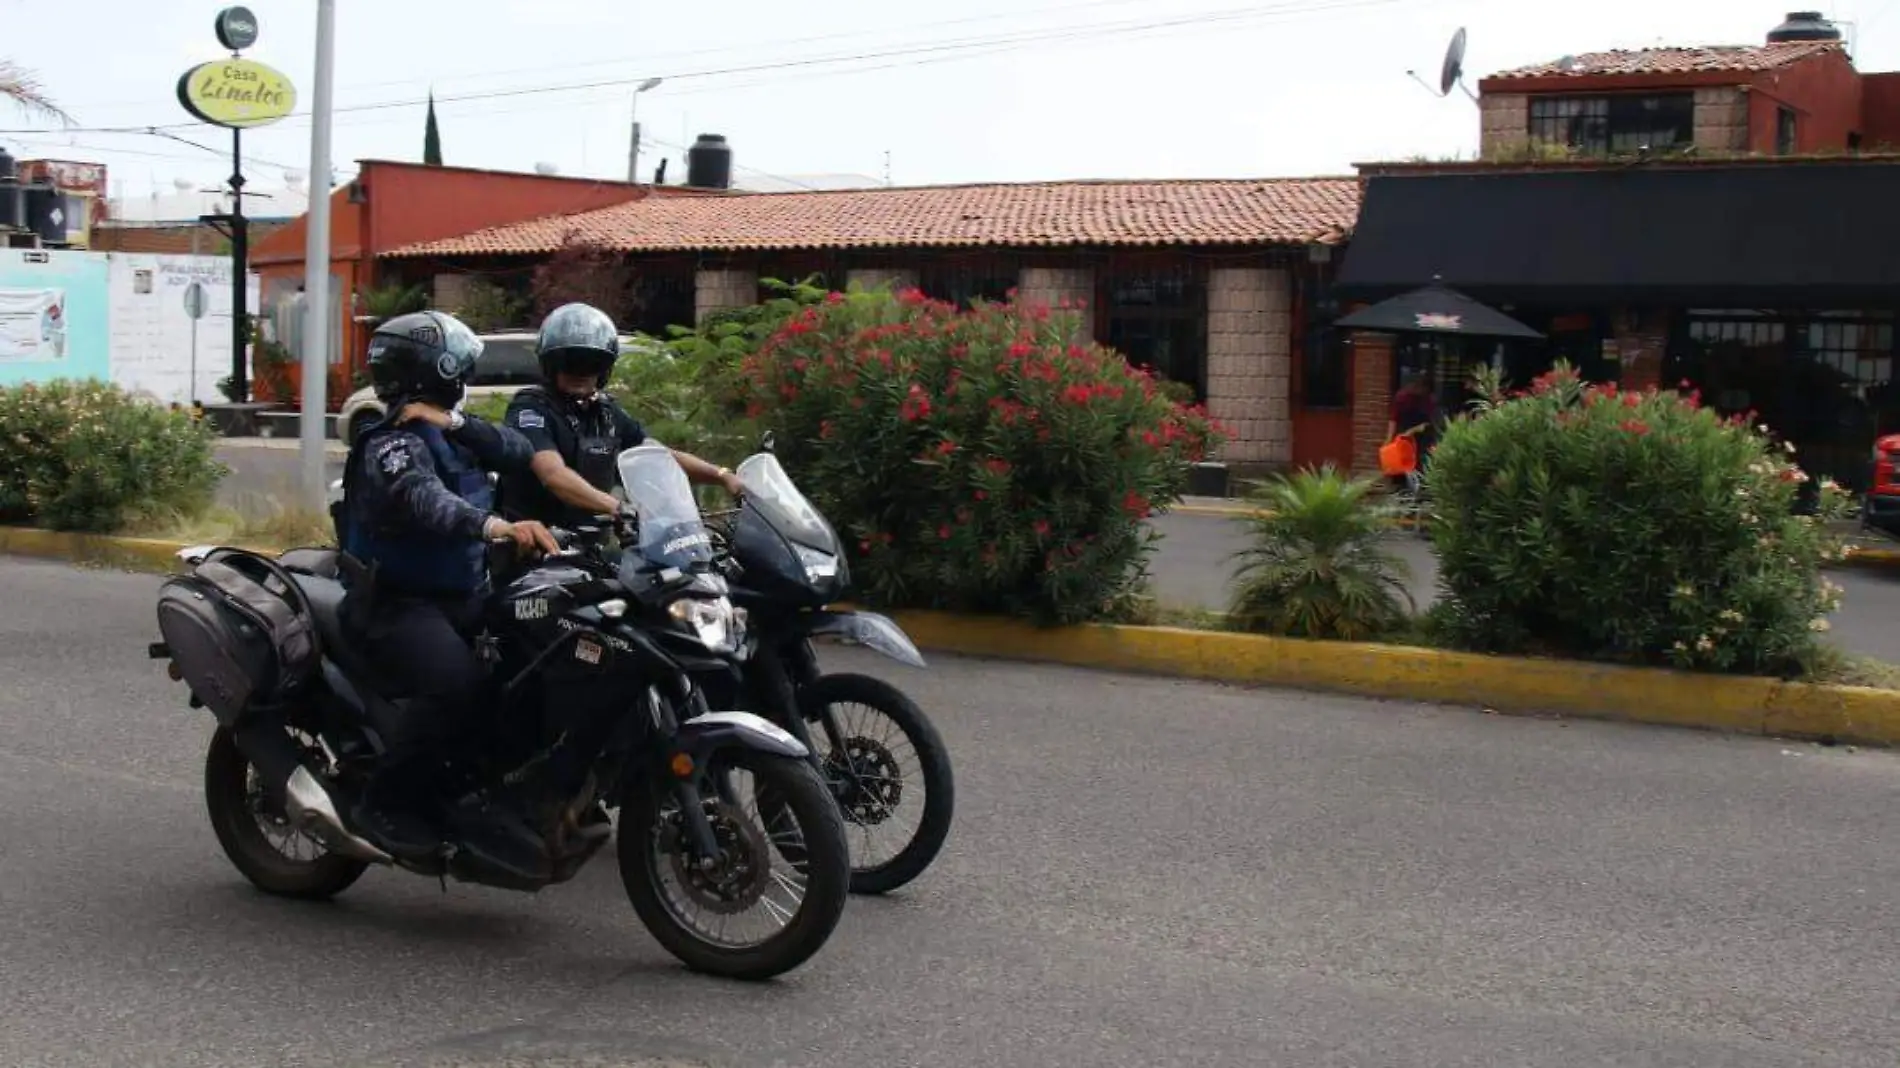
top-left (175, 58), bottom-right (297, 129)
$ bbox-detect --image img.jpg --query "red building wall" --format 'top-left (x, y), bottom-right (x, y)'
top-left (1861, 72), bottom-right (1900, 149)
top-left (1746, 50), bottom-right (1863, 153)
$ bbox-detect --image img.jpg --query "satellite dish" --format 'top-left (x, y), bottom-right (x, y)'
top-left (534, 161), bottom-right (560, 176)
top-left (1439, 27), bottom-right (1468, 96)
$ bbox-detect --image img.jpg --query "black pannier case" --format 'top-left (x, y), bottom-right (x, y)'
top-left (155, 548), bottom-right (320, 728)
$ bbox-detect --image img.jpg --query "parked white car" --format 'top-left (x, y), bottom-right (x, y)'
top-left (337, 332), bottom-right (666, 445)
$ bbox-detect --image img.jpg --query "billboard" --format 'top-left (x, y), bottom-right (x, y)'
top-left (0, 249), bottom-right (109, 385)
top-left (108, 254), bottom-right (260, 405)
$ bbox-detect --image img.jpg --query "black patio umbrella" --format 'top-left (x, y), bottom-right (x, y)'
top-left (1334, 281), bottom-right (1544, 340)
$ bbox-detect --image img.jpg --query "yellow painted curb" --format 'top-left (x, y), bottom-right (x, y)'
top-left (881, 609), bottom-right (1900, 749)
top-left (8, 526), bottom-right (1899, 748)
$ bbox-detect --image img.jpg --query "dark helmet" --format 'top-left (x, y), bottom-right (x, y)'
top-left (535, 303), bottom-right (621, 389)
top-left (365, 310), bottom-right (484, 408)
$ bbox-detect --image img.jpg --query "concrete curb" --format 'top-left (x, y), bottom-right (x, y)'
top-left (884, 610), bottom-right (1900, 749)
top-left (9, 526), bottom-right (1898, 748)
top-left (1165, 503), bottom-right (1900, 571)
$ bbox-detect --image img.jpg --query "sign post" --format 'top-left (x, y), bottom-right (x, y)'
top-left (176, 5), bottom-right (294, 408)
top-left (183, 280), bottom-right (207, 405)
top-left (300, 0), bottom-right (338, 513)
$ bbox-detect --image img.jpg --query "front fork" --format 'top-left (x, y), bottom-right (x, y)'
top-left (747, 638), bottom-right (851, 789)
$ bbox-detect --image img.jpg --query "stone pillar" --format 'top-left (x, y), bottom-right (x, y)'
top-left (1016, 266), bottom-right (1095, 343)
top-left (1350, 331), bottom-right (1396, 475)
top-left (1478, 92), bottom-right (1529, 158)
top-left (846, 267), bottom-right (918, 293)
top-left (1205, 267), bottom-right (1292, 465)
top-left (1693, 88), bottom-right (1749, 153)
top-left (694, 268), bottom-right (758, 325)
top-left (1615, 309), bottom-right (1669, 392)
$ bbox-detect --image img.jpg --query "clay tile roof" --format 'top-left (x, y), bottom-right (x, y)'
top-left (1484, 39), bottom-right (1844, 81)
top-left (382, 178), bottom-right (1362, 258)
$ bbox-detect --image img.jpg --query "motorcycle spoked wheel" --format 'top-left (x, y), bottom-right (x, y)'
top-left (203, 726), bottom-right (371, 900)
top-left (788, 673), bottom-right (956, 897)
top-left (616, 748), bottom-right (849, 981)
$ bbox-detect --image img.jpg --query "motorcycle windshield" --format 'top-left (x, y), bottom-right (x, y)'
top-left (617, 443), bottom-right (715, 569)
top-left (736, 452), bottom-right (838, 552)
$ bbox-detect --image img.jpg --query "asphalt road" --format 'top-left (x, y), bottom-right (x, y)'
top-left (4, 556), bottom-right (1900, 1066)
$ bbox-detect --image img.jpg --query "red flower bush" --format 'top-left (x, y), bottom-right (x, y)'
top-left (725, 288), bottom-right (1224, 623)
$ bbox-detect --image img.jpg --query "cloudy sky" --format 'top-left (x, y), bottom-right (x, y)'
top-left (4, 0), bottom-right (1897, 199)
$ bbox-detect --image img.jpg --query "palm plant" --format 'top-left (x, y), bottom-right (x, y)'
top-left (1227, 465), bottom-right (1415, 641)
top-left (1, 60), bottom-right (73, 126)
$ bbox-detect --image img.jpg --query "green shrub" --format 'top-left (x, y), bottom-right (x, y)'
top-left (728, 287), bottom-right (1225, 624)
top-left (0, 380), bottom-right (226, 532)
top-left (1426, 362), bottom-right (1851, 674)
top-left (1227, 466), bottom-right (1414, 641)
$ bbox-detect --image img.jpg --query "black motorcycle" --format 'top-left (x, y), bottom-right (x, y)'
top-left (151, 442), bottom-right (851, 981)
top-left (708, 436), bottom-right (955, 896)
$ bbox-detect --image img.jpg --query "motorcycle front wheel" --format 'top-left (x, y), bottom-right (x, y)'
top-left (800, 673), bottom-right (955, 895)
top-left (616, 748), bottom-right (849, 981)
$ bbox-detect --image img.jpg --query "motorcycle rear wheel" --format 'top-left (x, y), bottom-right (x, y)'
top-left (203, 727), bottom-right (370, 900)
top-left (617, 750), bottom-right (849, 981)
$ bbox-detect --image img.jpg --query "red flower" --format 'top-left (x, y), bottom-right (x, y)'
top-left (1621, 392), bottom-right (1641, 408)
top-left (859, 538), bottom-right (872, 552)
top-left (1033, 519), bottom-right (1051, 537)
top-left (1619, 418), bottom-right (1650, 436)
top-left (826, 291), bottom-right (846, 304)
top-left (935, 439), bottom-right (957, 456)
top-left (1122, 491), bottom-right (1151, 518)
top-left (1008, 342), bottom-right (1034, 358)
top-left (985, 458), bottom-right (1012, 476)
top-left (820, 420), bottom-right (835, 439)
top-left (938, 525), bottom-right (952, 540)
top-left (974, 489), bottom-right (988, 501)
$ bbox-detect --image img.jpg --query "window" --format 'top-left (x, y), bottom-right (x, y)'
top-left (918, 264), bottom-right (1016, 309)
top-left (1776, 106), bottom-right (1798, 155)
top-left (1528, 93), bottom-right (1695, 155)
top-left (1102, 270), bottom-right (1207, 400)
top-left (1302, 324), bottom-right (1349, 408)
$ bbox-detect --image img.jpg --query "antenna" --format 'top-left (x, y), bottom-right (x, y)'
top-left (1406, 27), bottom-right (1479, 104)
top-left (883, 150), bottom-right (892, 187)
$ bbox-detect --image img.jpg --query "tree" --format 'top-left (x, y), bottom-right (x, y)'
top-left (0, 60), bottom-right (72, 126)
top-left (423, 90), bottom-right (442, 166)
top-left (529, 228), bottom-right (640, 325)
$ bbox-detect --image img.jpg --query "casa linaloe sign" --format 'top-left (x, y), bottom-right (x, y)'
top-left (176, 6), bottom-right (296, 129)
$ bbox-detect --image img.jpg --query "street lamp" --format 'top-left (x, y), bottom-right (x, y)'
top-left (626, 76), bottom-right (664, 183)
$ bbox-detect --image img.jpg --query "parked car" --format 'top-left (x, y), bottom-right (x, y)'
top-left (338, 332), bottom-right (666, 445)
top-left (1863, 433), bottom-right (1900, 537)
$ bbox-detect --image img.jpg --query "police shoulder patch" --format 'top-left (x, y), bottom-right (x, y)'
top-left (515, 410), bottom-right (546, 430)
top-left (372, 434), bottom-right (414, 475)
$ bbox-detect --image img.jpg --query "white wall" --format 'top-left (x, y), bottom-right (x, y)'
top-left (107, 254), bottom-right (262, 406)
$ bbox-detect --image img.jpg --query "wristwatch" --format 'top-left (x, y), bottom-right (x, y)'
top-left (447, 409), bottom-right (466, 433)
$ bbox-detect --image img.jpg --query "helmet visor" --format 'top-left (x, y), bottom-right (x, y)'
top-left (431, 316), bottom-right (485, 381)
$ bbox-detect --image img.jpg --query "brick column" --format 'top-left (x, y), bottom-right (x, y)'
top-left (1692, 88), bottom-right (1749, 153)
top-left (1350, 331), bottom-right (1395, 476)
top-left (694, 268), bottom-right (758, 325)
top-left (1016, 266), bottom-right (1095, 344)
top-left (1205, 267), bottom-right (1292, 465)
top-left (846, 267), bottom-right (919, 293)
top-left (432, 273), bottom-right (474, 312)
top-left (1615, 309), bottom-right (1668, 392)
top-left (1478, 93), bottom-right (1529, 158)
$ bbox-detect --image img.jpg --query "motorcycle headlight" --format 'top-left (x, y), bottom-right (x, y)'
top-left (795, 544), bottom-right (839, 582)
top-left (668, 596), bottom-right (739, 654)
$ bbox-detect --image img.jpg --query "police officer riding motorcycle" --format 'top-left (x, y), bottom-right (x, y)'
top-left (499, 302), bottom-right (743, 527)
top-left (336, 309), bottom-right (565, 868)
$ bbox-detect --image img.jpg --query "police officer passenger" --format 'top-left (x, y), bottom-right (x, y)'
top-left (500, 302), bottom-right (743, 528)
top-left (338, 310), bottom-right (558, 863)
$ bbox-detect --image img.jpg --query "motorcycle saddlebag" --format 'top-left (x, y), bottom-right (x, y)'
top-left (155, 548), bottom-right (321, 729)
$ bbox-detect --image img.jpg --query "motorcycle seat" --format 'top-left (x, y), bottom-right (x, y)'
top-left (288, 571), bottom-right (416, 700)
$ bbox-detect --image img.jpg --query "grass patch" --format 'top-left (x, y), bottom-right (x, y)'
top-left (1804, 646), bottom-right (1900, 691)
top-left (132, 497), bottom-right (335, 550)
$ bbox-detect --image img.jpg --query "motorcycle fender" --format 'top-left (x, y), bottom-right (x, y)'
top-left (798, 610), bottom-right (927, 668)
top-left (678, 710), bottom-right (810, 762)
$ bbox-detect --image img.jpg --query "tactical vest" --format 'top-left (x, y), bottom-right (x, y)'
top-left (498, 385), bottom-right (622, 529)
top-left (341, 421), bottom-right (493, 597)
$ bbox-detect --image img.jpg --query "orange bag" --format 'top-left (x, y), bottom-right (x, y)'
top-left (1378, 434), bottom-right (1417, 477)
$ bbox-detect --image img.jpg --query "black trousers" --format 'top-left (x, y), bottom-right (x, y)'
top-left (358, 591), bottom-right (487, 798)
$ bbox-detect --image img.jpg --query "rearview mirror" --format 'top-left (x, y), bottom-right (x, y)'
top-left (759, 429), bottom-right (776, 454)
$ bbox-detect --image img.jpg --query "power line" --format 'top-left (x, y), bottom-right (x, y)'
top-left (1, 0), bottom-right (1413, 136)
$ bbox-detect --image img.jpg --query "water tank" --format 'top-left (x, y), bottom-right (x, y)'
top-left (0, 145), bottom-right (15, 182)
top-left (1767, 11), bottom-right (1841, 42)
top-left (24, 180), bottom-right (68, 244)
top-left (686, 134), bottom-right (732, 190)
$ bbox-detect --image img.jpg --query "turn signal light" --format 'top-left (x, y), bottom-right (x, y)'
top-left (167, 662), bottom-right (183, 681)
top-left (669, 752), bottom-right (695, 778)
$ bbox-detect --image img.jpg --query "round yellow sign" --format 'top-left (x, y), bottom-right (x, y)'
top-left (176, 58), bottom-right (297, 129)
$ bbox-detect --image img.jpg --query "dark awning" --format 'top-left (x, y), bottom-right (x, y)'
top-left (1336, 162), bottom-right (1900, 306)
top-left (1333, 283), bottom-right (1544, 338)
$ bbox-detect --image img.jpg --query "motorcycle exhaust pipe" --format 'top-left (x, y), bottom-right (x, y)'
top-left (232, 720), bottom-right (392, 866)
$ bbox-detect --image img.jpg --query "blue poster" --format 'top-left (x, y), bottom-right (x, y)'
top-left (0, 249), bottom-right (110, 386)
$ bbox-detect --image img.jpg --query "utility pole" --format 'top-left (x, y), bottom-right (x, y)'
top-left (625, 77), bottom-right (663, 183)
top-left (300, 0), bottom-right (337, 512)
